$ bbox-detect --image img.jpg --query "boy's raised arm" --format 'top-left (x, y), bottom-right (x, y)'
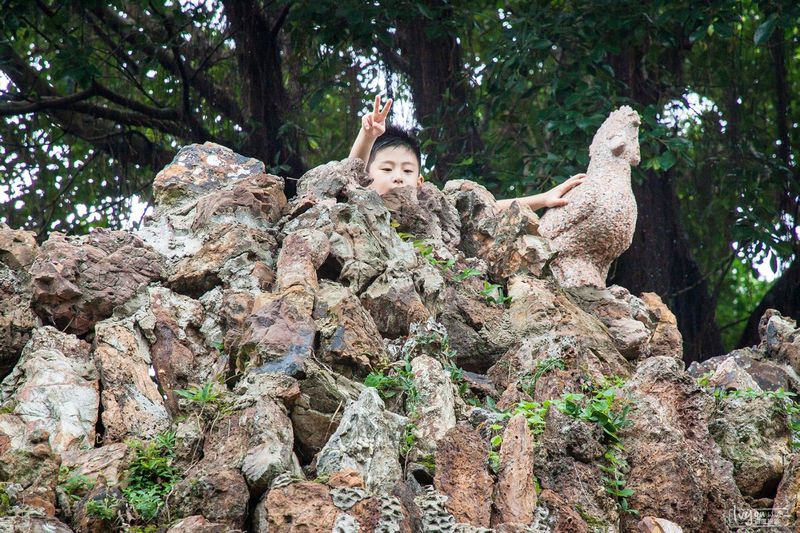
top-left (497, 173), bottom-right (587, 211)
top-left (349, 95), bottom-right (393, 163)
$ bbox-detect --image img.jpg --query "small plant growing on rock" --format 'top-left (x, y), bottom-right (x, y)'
top-left (453, 267), bottom-right (481, 282)
top-left (85, 495), bottom-right (120, 521)
top-left (122, 431), bottom-right (179, 523)
top-left (58, 467), bottom-right (96, 502)
top-left (175, 382), bottom-right (219, 406)
top-left (520, 356), bottom-right (566, 396)
top-left (480, 281), bottom-right (512, 305)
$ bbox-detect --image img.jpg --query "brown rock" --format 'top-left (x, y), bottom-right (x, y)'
top-left (433, 424), bottom-right (493, 527)
top-left (361, 269), bottom-right (430, 339)
top-left (442, 179), bottom-right (500, 258)
top-left (263, 481), bottom-right (339, 532)
top-left (640, 292), bottom-right (683, 359)
top-left (152, 141), bottom-right (272, 209)
top-left (29, 229), bottom-right (162, 335)
top-left (275, 229), bottom-right (330, 292)
top-left (314, 281), bottom-right (387, 377)
top-left (294, 157), bottom-right (370, 203)
top-left (169, 223), bottom-right (278, 295)
top-left (687, 348), bottom-right (799, 393)
top-left (0, 264), bottom-right (37, 380)
top-left (478, 201), bottom-right (552, 280)
top-left (61, 443), bottom-right (129, 486)
top-left (192, 172), bottom-right (286, 230)
top-left (72, 484), bottom-right (123, 532)
top-left (772, 454), bottom-right (800, 527)
top-left (166, 515), bottom-right (233, 533)
top-left (492, 414), bottom-right (537, 526)
top-left (621, 356), bottom-right (747, 531)
top-left (94, 318), bottom-right (171, 443)
top-left (0, 428), bottom-right (60, 517)
top-left (327, 468), bottom-right (365, 489)
top-left (382, 183), bottom-right (461, 246)
top-left (169, 468), bottom-right (249, 530)
top-left (638, 516), bottom-right (685, 532)
top-left (537, 489), bottom-right (591, 533)
top-left (0, 223), bottom-right (38, 270)
top-left (539, 106), bottom-right (641, 287)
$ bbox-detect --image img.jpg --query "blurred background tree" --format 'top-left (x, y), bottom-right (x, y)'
top-left (1, 0), bottom-right (797, 363)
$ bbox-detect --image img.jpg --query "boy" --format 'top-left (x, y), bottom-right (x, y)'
top-left (349, 96), bottom-right (586, 210)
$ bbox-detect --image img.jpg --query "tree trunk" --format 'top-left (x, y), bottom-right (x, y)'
top-left (222, 1), bottom-right (305, 193)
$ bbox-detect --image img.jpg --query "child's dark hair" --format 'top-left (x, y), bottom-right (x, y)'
top-left (367, 125), bottom-right (421, 169)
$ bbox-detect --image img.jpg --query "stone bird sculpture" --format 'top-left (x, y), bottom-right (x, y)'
top-left (538, 106), bottom-right (641, 287)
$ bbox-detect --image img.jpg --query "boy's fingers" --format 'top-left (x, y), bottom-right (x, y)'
top-left (373, 95), bottom-right (381, 115)
top-left (379, 98), bottom-right (393, 119)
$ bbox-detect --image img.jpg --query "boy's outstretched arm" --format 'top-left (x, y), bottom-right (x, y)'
top-left (349, 95), bottom-right (393, 163)
top-left (496, 173), bottom-right (587, 211)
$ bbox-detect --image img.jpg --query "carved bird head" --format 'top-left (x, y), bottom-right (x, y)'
top-left (589, 106), bottom-right (641, 166)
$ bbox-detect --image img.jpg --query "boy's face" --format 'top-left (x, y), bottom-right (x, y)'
top-left (367, 146), bottom-right (423, 195)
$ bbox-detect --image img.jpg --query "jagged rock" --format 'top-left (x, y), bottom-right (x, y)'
top-left (191, 172), bottom-right (286, 231)
top-left (197, 395), bottom-right (300, 494)
top-left (28, 229), bottom-right (162, 335)
top-left (537, 488), bottom-right (590, 532)
top-left (442, 180), bottom-right (500, 258)
top-left (492, 414), bottom-right (537, 527)
top-left (687, 347), bottom-right (800, 393)
top-left (169, 468), bottom-right (249, 529)
top-left (761, 310), bottom-right (800, 373)
top-left (60, 443), bottom-right (129, 486)
top-left (772, 454), bottom-right (800, 527)
top-left (168, 223), bottom-right (278, 295)
top-left (409, 356), bottom-right (457, 458)
top-left (0, 516), bottom-right (74, 532)
top-left (487, 276), bottom-right (630, 390)
top-left (294, 157), bottom-right (371, 203)
top-left (707, 357), bottom-right (762, 391)
top-left (639, 292), bottom-right (683, 360)
top-left (276, 229), bottom-right (330, 293)
top-left (230, 289), bottom-right (316, 377)
top-left (290, 361), bottom-right (363, 460)
top-left (314, 281), bottom-right (388, 377)
top-left (478, 202), bottom-right (552, 281)
top-left (638, 516), bottom-right (684, 532)
top-left (257, 481), bottom-right (339, 533)
top-left (93, 316), bottom-right (171, 443)
top-left (382, 183), bottom-right (461, 247)
top-left (539, 106), bottom-right (640, 287)
top-left (621, 356), bottom-right (747, 531)
top-left (709, 390), bottom-right (790, 498)
top-left (434, 424), bottom-right (493, 527)
top-left (0, 327), bottom-right (97, 455)
top-left (0, 428), bottom-right (60, 517)
top-left (329, 469), bottom-right (366, 489)
top-left (166, 515), bottom-right (235, 533)
top-left (0, 225), bottom-right (39, 381)
top-left (361, 266), bottom-right (430, 339)
top-left (317, 388), bottom-right (406, 493)
top-left (415, 487), bottom-right (458, 532)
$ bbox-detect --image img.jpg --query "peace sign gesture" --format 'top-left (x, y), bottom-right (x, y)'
top-left (361, 95), bottom-right (393, 139)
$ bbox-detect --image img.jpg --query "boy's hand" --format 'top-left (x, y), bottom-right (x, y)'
top-left (361, 95), bottom-right (393, 139)
top-left (541, 173), bottom-right (587, 207)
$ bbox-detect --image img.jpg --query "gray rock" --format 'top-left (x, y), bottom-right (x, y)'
top-left (409, 356), bottom-right (457, 457)
top-left (317, 388), bottom-right (407, 493)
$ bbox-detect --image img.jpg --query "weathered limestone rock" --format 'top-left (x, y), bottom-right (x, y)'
top-left (361, 266), bottom-right (431, 339)
top-left (710, 390), bottom-right (790, 498)
top-left (191, 171), bottom-right (286, 231)
top-left (197, 395), bottom-right (300, 494)
top-left (314, 281), bottom-right (388, 377)
top-left (706, 357), bottom-right (762, 391)
top-left (0, 327), bottom-right (97, 455)
top-left (276, 229), bottom-right (330, 293)
top-left (621, 356), bottom-right (746, 531)
top-left (539, 106), bottom-right (641, 287)
top-left (169, 468), bottom-right (249, 530)
top-left (166, 515), bottom-right (232, 533)
top-left (492, 414), bottom-right (537, 527)
top-left (409, 356), bottom-right (457, 458)
top-left (290, 361), bottom-right (363, 460)
top-left (258, 481), bottom-right (339, 533)
top-left (761, 310), bottom-right (800, 375)
top-left (0, 516), bottom-right (74, 532)
top-left (772, 454), bottom-right (800, 527)
top-left (0, 225), bottom-right (39, 380)
top-left (688, 347), bottom-right (800, 393)
top-left (93, 317), bottom-right (171, 443)
top-left (638, 517), bottom-right (685, 533)
top-left (569, 285), bottom-right (683, 361)
top-left (60, 443), bottom-right (129, 486)
top-left (382, 183), bottom-right (461, 247)
top-left (434, 424), bottom-right (493, 527)
top-left (28, 229), bottom-right (163, 335)
top-left (168, 223), bottom-right (278, 295)
top-left (0, 428), bottom-right (60, 517)
top-left (317, 388), bottom-right (406, 493)
top-left (442, 180), bottom-right (500, 258)
top-left (487, 276), bottom-right (630, 391)
top-left (294, 157), bottom-right (371, 203)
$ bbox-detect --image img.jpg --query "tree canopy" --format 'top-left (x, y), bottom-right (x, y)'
top-left (1, 0), bottom-right (798, 362)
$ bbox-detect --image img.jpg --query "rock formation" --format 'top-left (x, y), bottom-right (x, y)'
top-left (539, 105), bottom-right (641, 287)
top-left (0, 136), bottom-right (790, 533)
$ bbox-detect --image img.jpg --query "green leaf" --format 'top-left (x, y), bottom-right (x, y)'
top-left (754, 14), bottom-right (779, 46)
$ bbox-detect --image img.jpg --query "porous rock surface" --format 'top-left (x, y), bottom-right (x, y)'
top-left (0, 119), bottom-right (786, 532)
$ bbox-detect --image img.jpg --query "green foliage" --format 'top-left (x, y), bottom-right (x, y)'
top-left (122, 431), bottom-right (179, 523)
top-left (0, 484), bottom-right (11, 517)
top-left (58, 467), bottom-right (97, 502)
top-left (175, 382), bottom-right (220, 406)
top-left (364, 356), bottom-right (419, 415)
top-left (480, 281), bottom-right (513, 306)
top-left (552, 379), bottom-right (637, 515)
top-left (400, 422), bottom-right (418, 457)
top-left (85, 495), bottom-right (119, 521)
top-left (520, 356), bottom-right (566, 396)
top-left (453, 267), bottom-right (481, 282)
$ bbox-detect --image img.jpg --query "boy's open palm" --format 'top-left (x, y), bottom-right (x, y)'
top-left (542, 173), bottom-right (587, 207)
top-left (362, 95), bottom-right (393, 139)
